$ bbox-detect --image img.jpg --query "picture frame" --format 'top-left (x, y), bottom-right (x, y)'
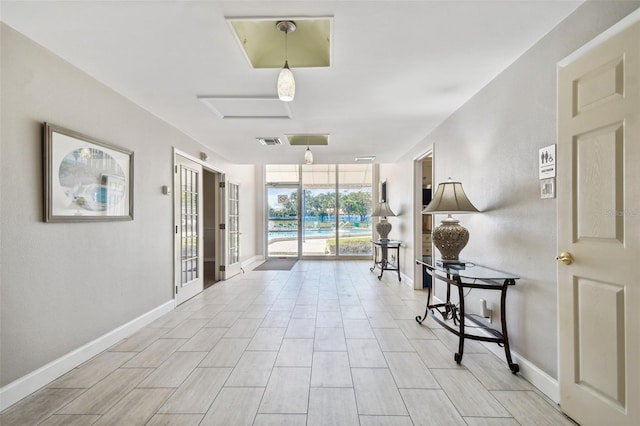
top-left (44, 123), bottom-right (134, 222)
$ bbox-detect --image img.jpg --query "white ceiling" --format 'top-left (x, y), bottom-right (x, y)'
top-left (1, 0), bottom-right (582, 165)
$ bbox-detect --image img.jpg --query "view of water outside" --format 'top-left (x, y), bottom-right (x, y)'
top-left (266, 164), bottom-right (373, 257)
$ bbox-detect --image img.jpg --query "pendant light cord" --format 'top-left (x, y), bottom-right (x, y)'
top-left (285, 28), bottom-right (289, 63)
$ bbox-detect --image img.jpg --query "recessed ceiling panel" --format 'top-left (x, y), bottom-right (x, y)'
top-left (198, 96), bottom-right (292, 119)
top-left (286, 134), bottom-right (329, 146)
top-left (229, 17), bottom-right (332, 69)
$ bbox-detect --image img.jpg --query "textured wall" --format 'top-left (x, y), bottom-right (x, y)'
top-left (0, 24), bottom-right (257, 386)
top-left (383, 1), bottom-right (640, 378)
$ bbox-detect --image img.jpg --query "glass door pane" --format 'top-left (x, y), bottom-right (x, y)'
top-left (338, 164), bottom-right (373, 256)
top-left (181, 166), bottom-right (199, 284)
top-left (267, 186), bottom-right (299, 257)
top-left (228, 182), bottom-right (240, 265)
top-left (302, 165), bottom-right (336, 256)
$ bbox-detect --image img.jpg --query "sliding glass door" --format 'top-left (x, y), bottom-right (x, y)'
top-left (267, 185), bottom-right (299, 258)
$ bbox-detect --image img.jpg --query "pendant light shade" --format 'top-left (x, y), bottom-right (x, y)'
top-left (277, 61), bottom-right (295, 102)
top-left (304, 146), bottom-right (313, 164)
top-left (276, 21), bottom-right (296, 102)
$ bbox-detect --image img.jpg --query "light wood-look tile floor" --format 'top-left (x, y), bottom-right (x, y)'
top-left (1, 261), bottom-right (575, 426)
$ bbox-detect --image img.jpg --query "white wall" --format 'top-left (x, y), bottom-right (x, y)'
top-left (382, 1), bottom-right (639, 379)
top-left (0, 23), bottom-right (257, 387)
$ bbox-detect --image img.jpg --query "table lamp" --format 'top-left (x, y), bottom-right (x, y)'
top-left (421, 178), bottom-right (479, 264)
top-left (372, 201), bottom-right (396, 241)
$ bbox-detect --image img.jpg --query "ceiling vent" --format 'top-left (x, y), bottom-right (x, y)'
top-left (257, 137), bottom-right (283, 146)
top-left (355, 156), bottom-right (376, 162)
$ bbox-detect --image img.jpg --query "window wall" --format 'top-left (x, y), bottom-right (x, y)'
top-left (266, 164), bottom-right (373, 258)
top-left (301, 165), bottom-right (337, 256)
top-left (337, 164), bottom-right (373, 256)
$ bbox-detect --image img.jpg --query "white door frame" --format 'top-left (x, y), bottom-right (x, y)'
top-left (412, 147), bottom-right (434, 290)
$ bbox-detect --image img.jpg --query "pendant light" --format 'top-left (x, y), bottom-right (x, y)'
top-left (276, 21), bottom-right (296, 102)
top-left (304, 146), bottom-right (313, 164)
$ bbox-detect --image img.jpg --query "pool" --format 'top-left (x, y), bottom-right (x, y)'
top-left (268, 228), bottom-right (371, 239)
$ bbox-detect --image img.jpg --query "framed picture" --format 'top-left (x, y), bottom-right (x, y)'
top-left (44, 123), bottom-right (134, 222)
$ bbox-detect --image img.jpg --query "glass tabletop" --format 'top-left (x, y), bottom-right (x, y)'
top-left (371, 239), bottom-right (402, 246)
top-left (417, 258), bottom-right (519, 281)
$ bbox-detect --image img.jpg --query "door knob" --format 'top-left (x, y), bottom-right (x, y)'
top-left (556, 252), bottom-right (573, 265)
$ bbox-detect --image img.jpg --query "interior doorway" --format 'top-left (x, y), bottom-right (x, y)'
top-left (203, 169), bottom-right (219, 289)
top-left (413, 150), bottom-right (433, 290)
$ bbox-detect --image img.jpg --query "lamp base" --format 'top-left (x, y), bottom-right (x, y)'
top-left (432, 216), bottom-right (469, 263)
top-left (376, 219), bottom-right (392, 241)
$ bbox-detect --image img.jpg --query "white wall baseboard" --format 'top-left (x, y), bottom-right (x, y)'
top-left (480, 334), bottom-right (559, 403)
top-left (242, 255), bottom-right (263, 271)
top-left (0, 300), bottom-right (174, 412)
top-left (430, 296), bottom-right (559, 403)
top-left (400, 272), bottom-right (413, 288)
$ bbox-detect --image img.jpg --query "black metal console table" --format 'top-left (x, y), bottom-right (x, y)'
top-left (370, 240), bottom-right (401, 281)
top-left (415, 259), bottom-right (520, 373)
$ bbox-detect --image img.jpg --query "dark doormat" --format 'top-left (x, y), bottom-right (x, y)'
top-left (254, 258), bottom-right (298, 271)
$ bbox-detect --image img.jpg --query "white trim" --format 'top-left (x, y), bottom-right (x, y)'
top-left (558, 8), bottom-right (640, 67)
top-left (173, 147), bottom-right (225, 174)
top-left (400, 272), bottom-right (413, 288)
top-left (0, 301), bottom-right (174, 412)
top-left (481, 333), bottom-right (559, 403)
top-left (242, 255), bottom-right (264, 271)
top-left (413, 146), bottom-right (434, 290)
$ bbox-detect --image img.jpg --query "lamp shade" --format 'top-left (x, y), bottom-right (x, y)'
top-left (277, 61), bottom-right (295, 102)
top-left (372, 201), bottom-right (396, 217)
top-left (421, 181), bottom-right (479, 214)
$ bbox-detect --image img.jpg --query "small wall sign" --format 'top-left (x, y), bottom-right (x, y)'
top-left (540, 178), bottom-right (555, 199)
top-left (539, 144), bottom-right (556, 179)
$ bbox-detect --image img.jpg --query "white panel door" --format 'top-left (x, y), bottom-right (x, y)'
top-left (174, 155), bottom-right (204, 305)
top-left (558, 18), bottom-right (639, 426)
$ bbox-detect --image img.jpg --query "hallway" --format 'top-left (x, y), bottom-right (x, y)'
top-left (1, 261), bottom-right (573, 425)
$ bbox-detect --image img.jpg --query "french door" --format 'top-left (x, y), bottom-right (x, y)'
top-left (224, 181), bottom-right (242, 278)
top-left (174, 155), bottom-right (203, 305)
